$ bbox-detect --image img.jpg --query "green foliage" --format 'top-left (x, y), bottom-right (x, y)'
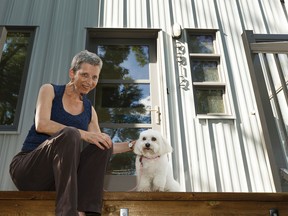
top-left (0, 32), bottom-right (30, 125)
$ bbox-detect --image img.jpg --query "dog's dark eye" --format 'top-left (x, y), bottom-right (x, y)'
top-left (152, 137), bottom-right (156, 141)
top-left (142, 137), bottom-right (146, 141)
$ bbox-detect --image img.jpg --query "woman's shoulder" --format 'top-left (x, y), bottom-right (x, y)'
top-left (39, 83), bottom-right (65, 97)
top-left (48, 83), bottom-right (65, 90)
top-left (39, 83), bottom-right (54, 94)
top-left (40, 83), bottom-right (66, 95)
top-left (36, 84), bottom-right (55, 102)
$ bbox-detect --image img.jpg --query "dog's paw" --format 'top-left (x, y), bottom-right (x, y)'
top-left (137, 185), bottom-right (152, 192)
top-left (152, 186), bottom-right (165, 192)
top-left (137, 187), bottom-right (152, 192)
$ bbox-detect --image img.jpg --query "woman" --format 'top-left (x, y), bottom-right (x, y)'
top-left (9, 50), bottom-right (134, 216)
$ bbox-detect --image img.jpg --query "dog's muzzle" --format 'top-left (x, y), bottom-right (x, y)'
top-left (145, 143), bottom-right (150, 148)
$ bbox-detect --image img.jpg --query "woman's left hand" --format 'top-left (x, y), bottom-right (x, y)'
top-left (85, 131), bottom-right (113, 150)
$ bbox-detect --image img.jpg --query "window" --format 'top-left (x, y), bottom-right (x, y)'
top-left (187, 31), bottom-right (227, 115)
top-left (0, 27), bottom-right (35, 131)
top-left (86, 29), bottom-right (160, 190)
top-left (95, 43), bottom-right (153, 175)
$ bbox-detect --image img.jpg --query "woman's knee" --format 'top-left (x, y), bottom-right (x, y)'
top-left (55, 127), bottom-right (82, 153)
top-left (103, 146), bottom-right (113, 160)
top-left (61, 127), bottom-right (81, 140)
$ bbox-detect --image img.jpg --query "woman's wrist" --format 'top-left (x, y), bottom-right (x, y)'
top-left (127, 140), bottom-right (136, 151)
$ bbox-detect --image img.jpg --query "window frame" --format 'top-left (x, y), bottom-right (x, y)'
top-left (89, 38), bottom-right (157, 130)
top-left (0, 26), bottom-right (36, 131)
top-left (86, 28), bottom-right (161, 129)
top-left (185, 29), bottom-right (230, 116)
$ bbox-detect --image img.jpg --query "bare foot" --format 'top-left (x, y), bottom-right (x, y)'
top-left (78, 212), bottom-right (85, 216)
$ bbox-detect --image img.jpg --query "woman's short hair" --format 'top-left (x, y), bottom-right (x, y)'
top-left (71, 50), bottom-right (103, 72)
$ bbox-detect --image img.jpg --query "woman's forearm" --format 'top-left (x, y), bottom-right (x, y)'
top-left (113, 141), bottom-right (135, 154)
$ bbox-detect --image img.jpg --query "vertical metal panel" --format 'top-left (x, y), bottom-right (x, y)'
top-left (0, 135), bottom-right (19, 190)
top-left (0, 0), bottom-right (287, 192)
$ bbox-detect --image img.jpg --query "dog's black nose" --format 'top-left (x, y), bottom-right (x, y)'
top-left (145, 143), bottom-right (150, 148)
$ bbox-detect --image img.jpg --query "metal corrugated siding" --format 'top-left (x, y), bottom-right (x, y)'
top-left (0, 0), bottom-right (287, 191)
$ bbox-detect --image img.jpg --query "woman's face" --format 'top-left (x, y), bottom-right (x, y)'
top-left (69, 62), bottom-right (101, 95)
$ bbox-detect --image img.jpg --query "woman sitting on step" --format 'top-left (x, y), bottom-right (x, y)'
top-left (9, 50), bottom-right (135, 216)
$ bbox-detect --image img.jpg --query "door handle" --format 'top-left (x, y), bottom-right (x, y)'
top-left (148, 105), bottom-right (161, 125)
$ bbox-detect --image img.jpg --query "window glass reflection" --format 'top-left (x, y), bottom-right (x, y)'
top-left (0, 32), bottom-right (30, 126)
top-left (103, 127), bottom-right (149, 175)
top-left (195, 89), bottom-right (224, 114)
top-left (96, 84), bottom-right (151, 124)
top-left (191, 60), bottom-right (219, 82)
top-left (97, 45), bottom-right (149, 80)
top-left (189, 35), bottom-right (214, 53)
top-left (94, 43), bottom-right (152, 176)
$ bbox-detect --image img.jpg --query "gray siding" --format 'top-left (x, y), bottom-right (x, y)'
top-left (0, 0), bottom-right (287, 191)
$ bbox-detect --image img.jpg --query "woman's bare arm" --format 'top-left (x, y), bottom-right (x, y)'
top-left (35, 84), bottom-right (67, 134)
top-left (35, 84), bottom-right (112, 150)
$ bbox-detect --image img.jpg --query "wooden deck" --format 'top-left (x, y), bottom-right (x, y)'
top-left (0, 191), bottom-right (288, 215)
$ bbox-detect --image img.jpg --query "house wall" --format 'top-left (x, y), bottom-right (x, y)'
top-left (0, 0), bottom-right (287, 192)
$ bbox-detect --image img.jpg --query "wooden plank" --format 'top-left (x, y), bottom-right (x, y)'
top-left (103, 192), bottom-right (288, 201)
top-left (1, 192), bottom-right (288, 216)
top-left (103, 200), bottom-right (288, 216)
top-left (0, 200), bottom-right (55, 216)
top-left (0, 191), bottom-right (55, 200)
top-left (2, 191), bottom-right (288, 201)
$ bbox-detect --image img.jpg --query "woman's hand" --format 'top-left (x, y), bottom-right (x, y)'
top-left (84, 131), bottom-right (113, 150)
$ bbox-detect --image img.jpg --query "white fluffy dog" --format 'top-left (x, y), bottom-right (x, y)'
top-left (134, 129), bottom-right (181, 192)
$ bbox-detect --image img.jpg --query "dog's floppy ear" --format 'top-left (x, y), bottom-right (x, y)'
top-left (133, 138), bottom-right (142, 155)
top-left (160, 135), bottom-right (173, 155)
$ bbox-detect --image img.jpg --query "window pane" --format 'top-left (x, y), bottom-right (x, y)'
top-left (97, 45), bottom-right (149, 80)
top-left (189, 35), bottom-right (214, 53)
top-left (0, 32), bottom-right (31, 126)
top-left (195, 89), bottom-right (224, 114)
top-left (103, 127), bottom-right (148, 175)
top-left (92, 41), bottom-right (154, 177)
top-left (96, 83), bottom-right (151, 124)
top-left (191, 60), bottom-right (219, 82)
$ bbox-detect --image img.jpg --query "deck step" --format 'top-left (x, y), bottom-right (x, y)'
top-left (1, 191), bottom-right (288, 215)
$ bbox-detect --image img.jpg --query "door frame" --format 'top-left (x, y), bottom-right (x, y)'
top-left (242, 30), bottom-right (288, 191)
top-left (86, 28), bottom-right (162, 191)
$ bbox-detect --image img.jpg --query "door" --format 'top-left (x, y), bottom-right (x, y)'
top-left (87, 34), bottom-right (161, 191)
top-left (242, 30), bottom-right (288, 191)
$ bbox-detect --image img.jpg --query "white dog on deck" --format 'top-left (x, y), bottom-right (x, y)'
top-left (133, 129), bottom-right (181, 192)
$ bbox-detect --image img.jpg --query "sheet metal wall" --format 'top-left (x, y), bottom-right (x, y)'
top-left (0, 0), bottom-right (287, 191)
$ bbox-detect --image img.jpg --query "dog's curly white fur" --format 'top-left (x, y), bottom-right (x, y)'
top-left (134, 129), bottom-right (181, 192)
